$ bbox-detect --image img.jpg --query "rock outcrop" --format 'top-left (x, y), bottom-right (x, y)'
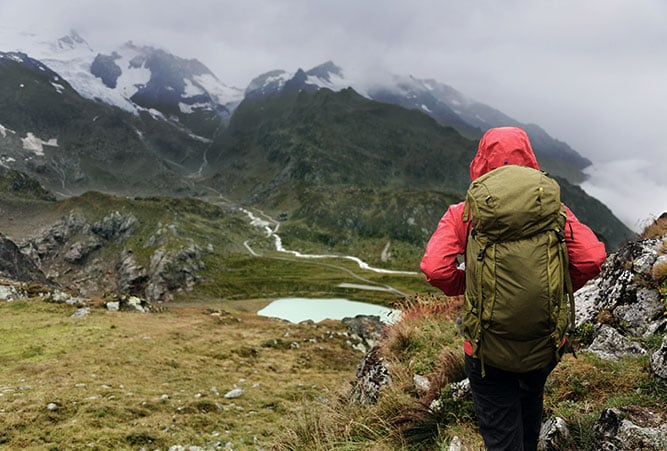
top-left (594, 407), bottom-right (667, 450)
top-left (575, 234), bottom-right (667, 356)
top-left (18, 212), bottom-right (209, 302)
top-left (573, 228), bottom-right (667, 387)
top-left (349, 346), bottom-right (391, 405)
top-left (0, 234), bottom-right (51, 285)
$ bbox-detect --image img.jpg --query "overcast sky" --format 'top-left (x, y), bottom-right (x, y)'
top-left (2, 0), bottom-right (666, 231)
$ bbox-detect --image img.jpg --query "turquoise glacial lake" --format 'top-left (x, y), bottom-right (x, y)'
top-left (257, 297), bottom-right (401, 324)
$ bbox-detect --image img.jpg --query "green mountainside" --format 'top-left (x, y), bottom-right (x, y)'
top-left (206, 87), bottom-right (632, 254)
top-left (207, 87), bottom-right (476, 197)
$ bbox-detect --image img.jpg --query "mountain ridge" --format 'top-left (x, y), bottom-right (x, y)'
top-left (1, 28), bottom-right (595, 182)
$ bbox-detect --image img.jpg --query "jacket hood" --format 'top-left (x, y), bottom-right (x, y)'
top-left (469, 127), bottom-right (540, 181)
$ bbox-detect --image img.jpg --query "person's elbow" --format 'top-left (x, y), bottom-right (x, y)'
top-left (570, 244), bottom-right (607, 291)
top-left (421, 259), bottom-right (465, 296)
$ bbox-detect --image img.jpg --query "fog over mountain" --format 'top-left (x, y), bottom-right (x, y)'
top-left (1, 0), bottom-right (666, 230)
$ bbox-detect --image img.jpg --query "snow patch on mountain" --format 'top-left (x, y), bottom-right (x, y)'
top-left (245, 69), bottom-right (292, 97)
top-left (184, 78), bottom-right (204, 97)
top-left (50, 81), bottom-right (65, 93)
top-left (305, 72), bottom-right (350, 91)
top-left (112, 45), bottom-right (152, 100)
top-left (21, 133), bottom-right (59, 156)
top-left (194, 73), bottom-right (243, 106)
top-left (179, 102), bottom-right (209, 114)
top-left (0, 124), bottom-right (16, 138)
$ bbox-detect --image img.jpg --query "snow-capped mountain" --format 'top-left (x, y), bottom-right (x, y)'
top-left (245, 61), bottom-right (355, 99)
top-left (91, 42), bottom-right (243, 119)
top-left (0, 47), bottom-right (214, 197)
top-left (0, 29), bottom-right (243, 127)
top-left (246, 60), bottom-right (592, 177)
top-left (0, 27), bottom-right (591, 176)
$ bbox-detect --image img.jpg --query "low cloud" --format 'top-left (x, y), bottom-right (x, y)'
top-left (581, 159), bottom-right (667, 232)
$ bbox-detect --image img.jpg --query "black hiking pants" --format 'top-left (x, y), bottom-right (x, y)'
top-left (465, 354), bottom-right (556, 451)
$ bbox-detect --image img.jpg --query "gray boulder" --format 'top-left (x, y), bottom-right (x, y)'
top-left (651, 339), bottom-right (667, 383)
top-left (539, 416), bottom-right (570, 451)
top-left (594, 407), bottom-right (667, 450)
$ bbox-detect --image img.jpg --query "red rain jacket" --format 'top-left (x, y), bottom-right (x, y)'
top-left (420, 127), bottom-right (607, 296)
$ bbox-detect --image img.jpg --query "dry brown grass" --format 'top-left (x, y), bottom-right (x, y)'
top-left (653, 259), bottom-right (667, 281)
top-left (382, 294), bottom-right (463, 374)
top-left (639, 216), bottom-right (667, 240)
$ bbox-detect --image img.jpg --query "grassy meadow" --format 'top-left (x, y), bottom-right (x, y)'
top-left (0, 297), bottom-right (367, 450)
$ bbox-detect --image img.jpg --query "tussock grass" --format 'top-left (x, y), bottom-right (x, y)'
top-left (638, 215), bottom-right (667, 310)
top-left (545, 353), bottom-right (667, 450)
top-left (639, 215), bottom-right (667, 240)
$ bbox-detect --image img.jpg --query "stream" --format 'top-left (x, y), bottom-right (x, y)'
top-left (241, 208), bottom-right (419, 276)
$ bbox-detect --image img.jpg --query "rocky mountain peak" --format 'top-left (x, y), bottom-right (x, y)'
top-left (54, 29), bottom-right (91, 53)
top-left (245, 69), bottom-right (290, 97)
top-left (306, 60), bottom-right (344, 83)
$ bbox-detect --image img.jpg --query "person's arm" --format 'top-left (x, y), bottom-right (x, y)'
top-left (563, 205), bottom-right (607, 291)
top-left (420, 202), bottom-right (468, 295)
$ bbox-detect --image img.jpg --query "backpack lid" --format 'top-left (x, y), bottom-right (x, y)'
top-left (463, 165), bottom-right (563, 242)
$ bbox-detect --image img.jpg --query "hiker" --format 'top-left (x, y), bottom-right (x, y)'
top-left (420, 126), bottom-right (606, 451)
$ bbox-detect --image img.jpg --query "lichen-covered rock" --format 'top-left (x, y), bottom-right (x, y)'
top-left (651, 339), bottom-right (667, 383)
top-left (575, 235), bottom-right (666, 362)
top-left (413, 374), bottom-right (430, 396)
top-left (585, 324), bottom-right (647, 360)
top-left (349, 346), bottom-right (391, 405)
top-left (594, 407), bottom-right (667, 450)
top-left (613, 288), bottom-right (665, 338)
top-left (538, 416), bottom-right (570, 451)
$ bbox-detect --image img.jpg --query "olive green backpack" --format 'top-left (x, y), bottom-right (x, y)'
top-left (462, 165), bottom-right (574, 373)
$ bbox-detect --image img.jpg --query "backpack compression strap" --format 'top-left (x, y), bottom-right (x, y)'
top-left (557, 231), bottom-right (576, 332)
